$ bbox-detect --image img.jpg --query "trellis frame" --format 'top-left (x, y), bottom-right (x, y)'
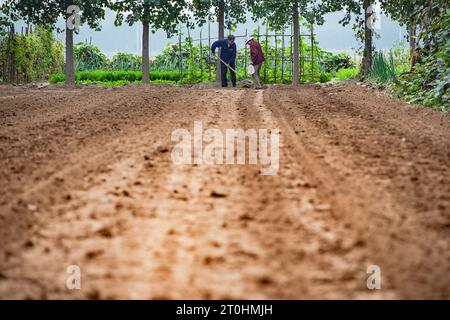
top-left (175, 18), bottom-right (317, 84)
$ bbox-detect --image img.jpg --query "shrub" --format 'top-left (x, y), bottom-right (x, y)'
top-left (50, 73), bottom-right (65, 84)
top-left (73, 42), bottom-right (108, 71)
top-left (319, 71), bottom-right (333, 83)
top-left (321, 52), bottom-right (355, 73)
top-left (110, 52), bottom-right (141, 71)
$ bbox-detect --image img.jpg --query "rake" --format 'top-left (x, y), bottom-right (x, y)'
top-left (205, 52), bottom-right (255, 78)
top-left (217, 56), bottom-right (237, 74)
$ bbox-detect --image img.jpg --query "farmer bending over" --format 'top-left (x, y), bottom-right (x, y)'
top-left (211, 35), bottom-right (237, 88)
top-left (246, 37), bottom-right (265, 89)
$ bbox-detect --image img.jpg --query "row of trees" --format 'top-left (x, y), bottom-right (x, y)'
top-left (0, 1), bottom-right (445, 87)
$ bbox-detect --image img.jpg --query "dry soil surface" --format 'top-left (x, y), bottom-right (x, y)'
top-left (0, 83), bottom-right (449, 299)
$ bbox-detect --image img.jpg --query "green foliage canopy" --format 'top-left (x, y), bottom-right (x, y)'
top-left (191, 0), bottom-right (248, 29)
top-left (110, 0), bottom-right (188, 35)
top-left (248, 0), bottom-right (326, 30)
top-left (3, 0), bottom-right (107, 31)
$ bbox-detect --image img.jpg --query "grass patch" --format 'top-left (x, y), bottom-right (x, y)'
top-left (335, 68), bottom-right (359, 81)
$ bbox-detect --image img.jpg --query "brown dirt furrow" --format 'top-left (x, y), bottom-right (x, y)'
top-left (263, 84), bottom-right (450, 299)
top-left (0, 86), bottom-right (207, 298)
top-left (234, 89), bottom-right (396, 299)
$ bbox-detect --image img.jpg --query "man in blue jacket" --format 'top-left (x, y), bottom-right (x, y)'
top-left (211, 35), bottom-right (237, 87)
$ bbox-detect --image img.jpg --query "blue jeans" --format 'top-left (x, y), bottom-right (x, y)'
top-left (221, 62), bottom-right (236, 87)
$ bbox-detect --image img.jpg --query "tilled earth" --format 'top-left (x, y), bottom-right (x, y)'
top-left (0, 83), bottom-right (449, 299)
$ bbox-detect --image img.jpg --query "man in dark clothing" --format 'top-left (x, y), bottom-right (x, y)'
top-left (246, 37), bottom-right (265, 89)
top-left (211, 35), bottom-right (237, 87)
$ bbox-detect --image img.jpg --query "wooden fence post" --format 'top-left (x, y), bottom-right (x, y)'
top-left (199, 29), bottom-right (203, 82)
top-left (257, 23), bottom-right (260, 43)
top-left (311, 23), bottom-right (314, 82)
top-left (274, 33), bottom-right (278, 83)
top-left (290, 23), bottom-right (293, 83)
top-left (264, 22), bottom-right (268, 82)
top-left (186, 24), bottom-right (193, 81)
top-left (281, 29), bottom-right (285, 83)
top-left (299, 24), bottom-right (303, 83)
top-left (244, 29), bottom-right (248, 78)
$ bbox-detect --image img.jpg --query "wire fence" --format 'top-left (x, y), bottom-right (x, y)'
top-left (176, 20), bottom-right (318, 84)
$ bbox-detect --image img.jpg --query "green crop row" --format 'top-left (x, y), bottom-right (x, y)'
top-left (50, 70), bottom-right (182, 84)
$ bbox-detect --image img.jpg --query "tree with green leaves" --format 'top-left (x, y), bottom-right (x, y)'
top-left (109, 0), bottom-right (188, 84)
top-left (379, 0), bottom-right (423, 67)
top-left (319, 0), bottom-right (375, 77)
top-left (362, 0), bottom-right (373, 77)
top-left (0, 6), bottom-right (10, 38)
top-left (191, 0), bottom-right (248, 83)
top-left (3, 0), bottom-right (107, 85)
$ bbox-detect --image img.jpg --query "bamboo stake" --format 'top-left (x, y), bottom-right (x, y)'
top-left (257, 23), bottom-right (260, 43)
top-left (274, 33), bottom-right (278, 83)
top-left (187, 24), bottom-right (193, 81)
top-left (208, 18), bottom-right (212, 81)
top-left (200, 29), bottom-right (203, 82)
top-left (299, 21), bottom-right (303, 83)
top-left (178, 25), bottom-right (182, 81)
top-left (281, 28), bottom-right (285, 83)
top-left (311, 23), bottom-right (314, 82)
top-left (264, 22), bottom-right (268, 82)
top-left (244, 28), bottom-right (248, 78)
top-left (290, 23), bottom-right (293, 83)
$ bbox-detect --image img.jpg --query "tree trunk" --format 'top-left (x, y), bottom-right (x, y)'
top-left (292, 1), bottom-right (300, 85)
top-left (8, 24), bottom-right (15, 83)
top-left (363, 0), bottom-right (373, 77)
top-left (409, 23), bottom-right (417, 68)
top-left (216, 0), bottom-right (225, 84)
top-left (65, 23), bottom-right (75, 86)
top-left (142, 21), bottom-right (150, 84)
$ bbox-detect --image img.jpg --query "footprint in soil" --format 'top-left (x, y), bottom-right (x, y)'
top-left (156, 145), bottom-right (169, 153)
top-left (256, 275), bottom-right (275, 286)
top-left (210, 190), bottom-right (227, 198)
top-left (85, 249), bottom-right (104, 260)
top-left (203, 256), bottom-right (226, 265)
top-left (96, 226), bottom-right (114, 239)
